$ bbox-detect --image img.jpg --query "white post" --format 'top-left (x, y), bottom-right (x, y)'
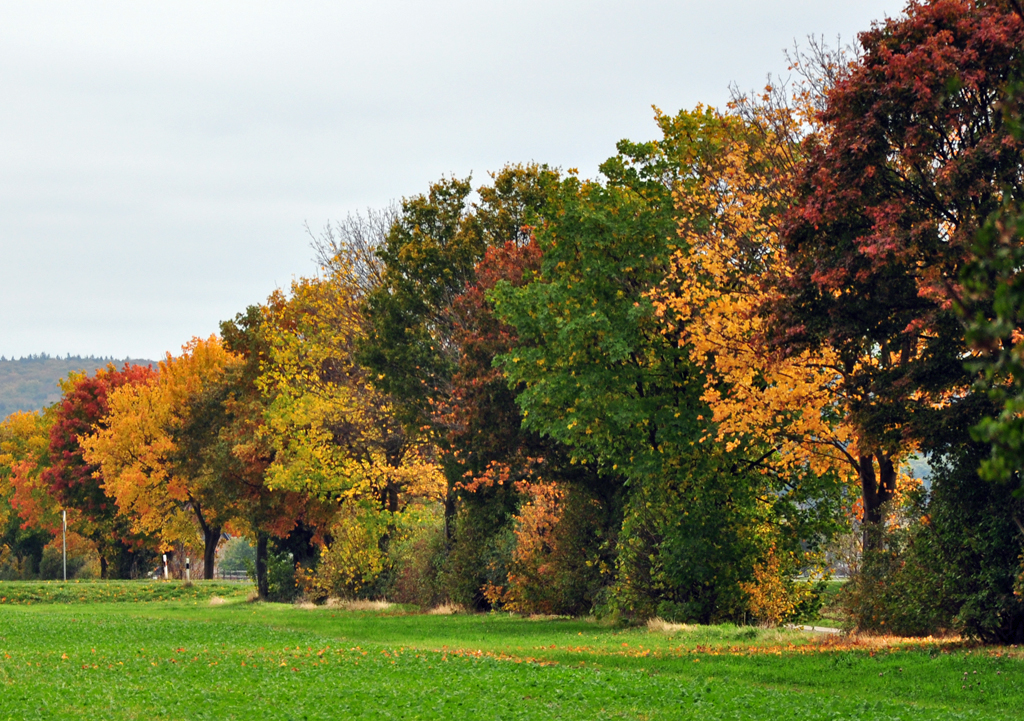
top-left (62, 510), bottom-right (67, 582)
top-left (185, 557), bottom-right (191, 583)
top-left (162, 553), bottom-right (168, 580)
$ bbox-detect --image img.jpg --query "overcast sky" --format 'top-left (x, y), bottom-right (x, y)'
top-left (1, 0), bottom-right (906, 361)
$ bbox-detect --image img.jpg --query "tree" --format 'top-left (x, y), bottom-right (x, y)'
top-left (41, 365), bottom-right (158, 578)
top-left (219, 306), bottom-right (334, 600)
top-left (260, 271), bottom-right (443, 514)
top-left (358, 165), bottom-right (564, 544)
top-left (359, 175), bottom-right (479, 427)
top-left (648, 97), bottom-right (862, 563)
top-left (431, 235), bottom-right (617, 611)
top-left (0, 410), bottom-right (58, 576)
top-left (490, 125), bottom-right (837, 622)
top-left (776, 0), bottom-right (1024, 539)
top-left (82, 337), bottom-right (244, 579)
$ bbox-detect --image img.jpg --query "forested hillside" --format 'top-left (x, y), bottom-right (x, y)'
top-left (0, 355), bottom-right (156, 418)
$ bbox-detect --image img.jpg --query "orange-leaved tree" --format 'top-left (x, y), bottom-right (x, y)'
top-left (1, 409), bottom-right (62, 574)
top-left (82, 336), bottom-right (243, 579)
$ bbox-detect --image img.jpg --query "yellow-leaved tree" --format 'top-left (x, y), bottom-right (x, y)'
top-left (650, 90), bottom-right (917, 589)
top-left (258, 247), bottom-right (444, 598)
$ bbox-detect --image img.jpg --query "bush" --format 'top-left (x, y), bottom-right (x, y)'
top-left (611, 472), bottom-right (756, 624)
top-left (246, 541), bottom-right (300, 602)
top-left (841, 445), bottom-right (1024, 642)
top-left (486, 482), bottom-right (610, 616)
top-left (219, 537), bottom-right (255, 574)
top-left (0, 546), bottom-right (31, 580)
top-left (38, 547), bottom-right (87, 581)
top-left (838, 514), bottom-right (955, 637)
top-left (388, 507), bottom-right (446, 607)
top-left (296, 501), bottom-right (390, 602)
top-left (438, 496), bottom-right (518, 609)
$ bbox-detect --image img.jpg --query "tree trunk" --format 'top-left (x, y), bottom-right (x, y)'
top-left (858, 452), bottom-right (897, 552)
top-left (387, 482), bottom-right (399, 515)
top-left (255, 532), bottom-right (269, 600)
top-left (190, 499), bottom-right (220, 581)
top-left (99, 555), bottom-right (108, 580)
top-left (203, 526), bottom-right (221, 580)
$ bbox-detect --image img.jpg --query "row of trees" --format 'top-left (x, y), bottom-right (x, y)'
top-left (2, 0), bottom-right (1023, 640)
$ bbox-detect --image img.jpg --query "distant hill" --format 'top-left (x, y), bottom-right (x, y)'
top-left (0, 354), bottom-right (158, 419)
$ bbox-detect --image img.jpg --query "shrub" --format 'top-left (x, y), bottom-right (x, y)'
top-left (840, 445), bottom-right (1024, 642)
top-left (388, 505), bottom-right (446, 607)
top-left (37, 547), bottom-right (86, 580)
top-left (611, 473), bottom-right (755, 624)
top-left (296, 501), bottom-right (390, 602)
top-left (438, 497), bottom-right (517, 609)
top-left (486, 482), bottom-right (609, 616)
top-left (219, 537), bottom-right (255, 574)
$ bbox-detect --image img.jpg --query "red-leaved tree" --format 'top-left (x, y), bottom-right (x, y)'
top-left (42, 364), bottom-right (159, 578)
top-left (776, 0), bottom-right (1024, 538)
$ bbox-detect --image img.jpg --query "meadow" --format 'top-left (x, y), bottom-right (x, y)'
top-left (0, 581), bottom-right (1021, 720)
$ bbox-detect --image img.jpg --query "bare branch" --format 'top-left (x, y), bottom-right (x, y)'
top-left (307, 203), bottom-right (400, 297)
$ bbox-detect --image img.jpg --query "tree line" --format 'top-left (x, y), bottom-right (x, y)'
top-left (2, 0), bottom-right (1024, 642)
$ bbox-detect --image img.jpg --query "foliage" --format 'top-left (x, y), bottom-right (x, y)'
top-left (443, 235), bottom-right (607, 610)
top-left (484, 482), bottom-right (608, 616)
top-left (82, 337), bottom-right (243, 576)
top-left (0, 410), bottom-right (58, 576)
top-left (217, 307), bottom-right (333, 599)
top-left (259, 270), bottom-right (443, 512)
top-left (387, 505), bottom-right (446, 607)
top-left (296, 501), bottom-right (391, 601)
top-left (360, 166), bottom-right (560, 431)
top-left (358, 175), bottom-right (478, 427)
top-left (218, 536), bottom-right (255, 573)
top-left (492, 113), bottom-right (840, 622)
top-left (840, 444), bottom-right (1024, 643)
top-left (40, 365), bottom-right (159, 579)
top-left (358, 164), bottom-right (571, 608)
top-left (776, 0), bottom-right (1024, 529)
top-left (959, 1), bottom-right (1024, 488)
top-left (651, 104), bottom-right (855, 511)
top-left (36, 547), bottom-right (89, 580)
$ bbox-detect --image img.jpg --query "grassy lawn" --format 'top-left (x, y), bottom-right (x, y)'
top-left (0, 582), bottom-right (1021, 720)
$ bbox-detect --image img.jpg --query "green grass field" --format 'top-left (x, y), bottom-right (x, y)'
top-left (1, 581), bottom-right (1021, 719)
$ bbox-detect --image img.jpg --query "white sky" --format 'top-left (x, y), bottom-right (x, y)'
top-left (1, 0), bottom-right (905, 360)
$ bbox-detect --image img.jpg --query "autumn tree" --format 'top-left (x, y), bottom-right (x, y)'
top-left (358, 167), bottom-right (562, 520)
top-left (42, 365), bottom-right (158, 578)
top-left (0, 410), bottom-right (57, 575)
top-left (777, 0), bottom-right (1024, 486)
top-left (218, 306), bottom-right (333, 600)
top-left (489, 125), bottom-right (843, 622)
top-left (260, 271), bottom-right (443, 514)
top-left (82, 337), bottom-right (244, 579)
top-left (648, 93), bottom-right (867, 572)
top-left (772, 0), bottom-right (1024, 639)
